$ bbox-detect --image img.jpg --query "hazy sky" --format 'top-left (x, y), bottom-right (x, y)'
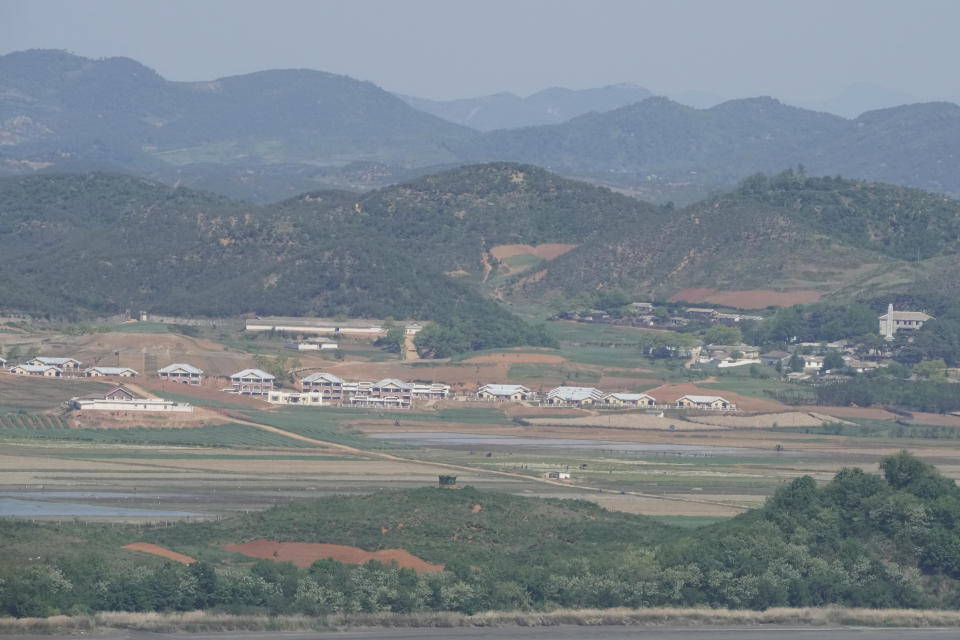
top-left (2, 0), bottom-right (958, 106)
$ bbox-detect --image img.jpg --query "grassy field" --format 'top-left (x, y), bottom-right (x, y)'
top-left (0, 421), bottom-right (317, 448)
top-left (0, 375), bottom-right (110, 412)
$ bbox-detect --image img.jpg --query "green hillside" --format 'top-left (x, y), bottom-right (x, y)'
top-left (519, 170), bottom-right (960, 304)
top-left (2, 453), bottom-right (960, 615)
top-left (0, 165), bottom-right (661, 351)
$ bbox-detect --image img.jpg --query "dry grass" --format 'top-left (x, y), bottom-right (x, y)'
top-left (5, 606), bottom-right (960, 633)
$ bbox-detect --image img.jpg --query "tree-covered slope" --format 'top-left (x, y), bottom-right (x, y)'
top-left (0, 164), bottom-right (668, 348)
top-left (518, 170), bottom-right (960, 303)
top-left (3, 453), bottom-right (960, 615)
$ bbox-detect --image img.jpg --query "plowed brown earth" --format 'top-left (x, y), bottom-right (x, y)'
top-left (122, 542), bottom-right (196, 565)
top-left (642, 382), bottom-right (788, 413)
top-left (489, 243), bottom-right (577, 261)
top-left (223, 540), bottom-right (443, 572)
top-left (137, 380), bottom-right (270, 409)
top-left (669, 288), bottom-right (821, 309)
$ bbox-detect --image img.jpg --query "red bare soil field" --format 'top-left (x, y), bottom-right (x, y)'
top-left (489, 243), bottom-right (577, 261)
top-left (669, 288), bottom-right (821, 309)
top-left (643, 382), bottom-right (788, 413)
top-left (138, 380), bottom-right (270, 408)
top-left (122, 542), bottom-right (196, 565)
top-left (223, 540), bottom-right (444, 572)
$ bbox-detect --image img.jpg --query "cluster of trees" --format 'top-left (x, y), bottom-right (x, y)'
top-left (3, 454), bottom-right (960, 617)
top-left (814, 378), bottom-right (960, 413)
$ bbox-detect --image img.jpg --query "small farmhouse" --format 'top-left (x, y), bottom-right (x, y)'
top-left (476, 384), bottom-right (531, 402)
top-left (676, 394), bottom-right (735, 410)
top-left (10, 364), bottom-right (61, 377)
top-left (84, 366), bottom-right (138, 378)
top-left (229, 369), bottom-right (275, 395)
top-left (603, 392), bottom-right (657, 407)
top-left (27, 357), bottom-right (81, 371)
top-left (158, 363), bottom-right (203, 385)
top-left (546, 386), bottom-right (606, 407)
top-left (760, 350), bottom-right (791, 367)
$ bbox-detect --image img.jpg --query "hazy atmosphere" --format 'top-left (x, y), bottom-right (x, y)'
top-left (2, 0), bottom-right (959, 109)
top-left (8, 0), bottom-right (960, 633)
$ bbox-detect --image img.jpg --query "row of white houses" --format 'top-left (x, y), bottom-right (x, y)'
top-left (476, 384), bottom-right (735, 410)
top-left (266, 373), bottom-right (452, 407)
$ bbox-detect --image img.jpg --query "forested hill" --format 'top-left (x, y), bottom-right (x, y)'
top-left (516, 170), bottom-right (960, 304)
top-left (452, 96), bottom-right (960, 201)
top-left (0, 164), bottom-right (663, 348)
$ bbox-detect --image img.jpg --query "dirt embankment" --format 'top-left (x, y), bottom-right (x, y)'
top-left (489, 243), bottom-right (577, 261)
top-left (223, 540), bottom-right (443, 572)
top-left (669, 288), bottom-right (821, 309)
top-left (122, 543), bottom-right (196, 565)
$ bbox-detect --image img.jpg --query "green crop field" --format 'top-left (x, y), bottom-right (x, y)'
top-left (0, 420), bottom-right (317, 448)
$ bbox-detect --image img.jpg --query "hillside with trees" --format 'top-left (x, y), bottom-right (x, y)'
top-left (3, 453), bottom-right (960, 616)
top-left (0, 164), bottom-right (663, 353)
top-left (517, 170), bottom-right (960, 305)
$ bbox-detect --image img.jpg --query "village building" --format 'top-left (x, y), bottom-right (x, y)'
top-left (685, 308), bottom-right (718, 322)
top-left (228, 369), bottom-right (275, 395)
top-left (300, 372), bottom-right (346, 400)
top-left (476, 384), bottom-right (532, 402)
top-left (10, 364), bottom-right (62, 377)
top-left (759, 350), bottom-right (792, 367)
top-left (704, 344), bottom-right (761, 360)
top-left (245, 316), bottom-right (423, 338)
top-left (545, 386), bottom-right (606, 407)
top-left (370, 378), bottom-right (413, 403)
top-left (629, 302), bottom-right (654, 314)
top-left (266, 390), bottom-right (325, 406)
top-left (879, 304), bottom-right (933, 340)
top-left (602, 392), bottom-right (657, 407)
top-left (676, 394), bottom-right (735, 410)
top-left (27, 357), bottom-right (81, 371)
top-left (84, 366), bottom-right (138, 378)
top-left (158, 363), bottom-right (204, 385)
top-left (285, 340), bottom-right (339, 351)
top-left (71, 386), bottom-right (193, 413)
top-left (410, 382), bottom-right (451, 399)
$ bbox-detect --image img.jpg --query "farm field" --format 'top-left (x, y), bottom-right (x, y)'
top-left (3, 320), bottom-right (960, 525)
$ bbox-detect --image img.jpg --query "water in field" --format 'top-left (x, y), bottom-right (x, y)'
top-left (370, 432), bottom-right (757, 456)
top-left (0, 496), bottom-right (201, 518)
